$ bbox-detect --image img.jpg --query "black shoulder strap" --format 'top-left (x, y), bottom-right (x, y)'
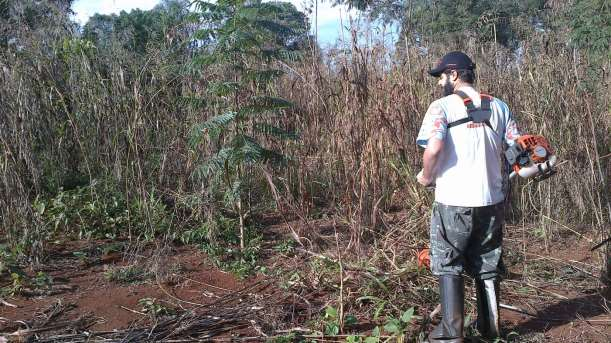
top-left (448, 90), bottom-right (475, 129)
top-left (454, 90), bottom-right (470, 100)
top-left (481, 96), bottom-right (491, 111)
top-left (480, 97), bottom-right (495, 131)
top-left (447, 117), bottom-right (471, 128)
top-left (455, 90), bottom-right (476, 111)
top-left (448, 91), bottom-right (495, 131)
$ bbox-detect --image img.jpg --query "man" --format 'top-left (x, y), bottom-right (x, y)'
top-left (416, 51), bottom-right (520, 343)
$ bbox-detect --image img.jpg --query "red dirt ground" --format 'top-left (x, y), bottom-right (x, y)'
top-left (1, 222), bottom-right (610, 342)
top-left (0, 243), bottom-right (249, 334)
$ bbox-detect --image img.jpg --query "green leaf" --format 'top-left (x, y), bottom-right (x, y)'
top-left (464, 314), bottom-right (472, 329)
top-left (185, 12), bottom-right (201, 24)
top-left (400, 307), bottom-right (415, 323)
top-left (325, 306), bottom-right (338, 320)
top-left (344, 314), bottom-right (358, 326)
top-left (179, 96), bottom-right (207, 108)
top-left (373, 301), bottom-right (386, 320)
top-left (254, 19), bottom-right (295, 36)
top-left (207, 81), bottom-right (242, 96)
top-left (277, 49), bottom-right (303, 62)
top-left (371, 326), bottom-right (381, 337)
top-left (193, 148), bottom-right (232, 179)
top-left (324, 323), bottom-right (340, 336)
top-left (34, 200), bottom-right (46, 215)
top-left (223, 178), bottom-right (242, 206)
top-left (239, 96), bottom-right (293, 117)
top-left (254, 123), bottom-right (298, 140)
top-left (193, 28), bottom-right (215, 41)
top-left (243, 68), bottom-right (285, 84)
top-left (234, 135), bottom-right (286, 165)
top-left (383, 318), bottom-right (401, 334)
top-left (190, 54), bottom-right (217, 68)
top-left (193, 111), bottom-right (237, 143)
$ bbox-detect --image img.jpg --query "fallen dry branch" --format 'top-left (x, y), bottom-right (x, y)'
top-left (0, 299), bottom-right (16, 308)
top-left (2, 280), bottom-right (282, 342)
top-left (7, 315), bottom-right (98, 338)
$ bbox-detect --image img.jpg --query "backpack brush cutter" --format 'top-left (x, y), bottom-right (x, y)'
top-left (505, 134), bottom-right (557, 181)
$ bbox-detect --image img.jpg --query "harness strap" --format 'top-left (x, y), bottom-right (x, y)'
top-left (447, 117), bottom-right (472, 128)
top-left (448, 91), bottom-right (495, 131)
top-left (455, 90), bottom-right (476, 110)
top-left (480, 96), bottom-right (494, 130)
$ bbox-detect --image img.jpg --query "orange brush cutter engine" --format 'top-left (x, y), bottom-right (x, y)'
top-left (505, 135), bottom-right (557, 180)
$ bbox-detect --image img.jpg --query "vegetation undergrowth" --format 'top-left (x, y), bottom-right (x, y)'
top-left (181, 214), bottom-right (264, 278)
top-left (0, 0), bottom-right (608, 340)
top-left (33, 179), bottom-right (171, 242)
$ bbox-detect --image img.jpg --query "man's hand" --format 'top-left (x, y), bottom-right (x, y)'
top-left (417, 170), bottom-right (434, 187)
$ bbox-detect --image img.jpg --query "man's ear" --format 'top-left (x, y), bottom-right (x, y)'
top-left (450, 70), bottom-right (458, 82)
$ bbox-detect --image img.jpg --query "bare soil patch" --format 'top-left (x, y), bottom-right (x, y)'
top-left (1, 219), bottom-right (609, 342)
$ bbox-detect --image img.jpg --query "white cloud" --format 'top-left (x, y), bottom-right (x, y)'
top-left (287, 1), bottom-right (359, 45)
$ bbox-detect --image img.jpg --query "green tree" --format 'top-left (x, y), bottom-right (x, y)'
top-left (189, 0), bottom-right (303, 251)
top-left (81, 0), bottom-right (191, 54)
top-left (567, 0), bottom-right (611, 61)
top-left (335, 0), bottom-right (546, 47)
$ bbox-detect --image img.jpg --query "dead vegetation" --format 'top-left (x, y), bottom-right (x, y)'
top-left (0, 0), bottom-right (609, 342)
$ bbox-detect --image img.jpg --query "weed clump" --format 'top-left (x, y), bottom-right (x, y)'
top-left (33, 180), bottom-right (172, 242)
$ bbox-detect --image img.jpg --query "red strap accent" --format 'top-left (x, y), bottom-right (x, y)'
top-left (461, 93), bottom-right (492, 104)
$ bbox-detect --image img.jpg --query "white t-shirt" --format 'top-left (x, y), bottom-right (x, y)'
top-left (416, 86), bottom-right (520, 207)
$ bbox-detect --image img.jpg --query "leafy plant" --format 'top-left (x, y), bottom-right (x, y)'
top-left (358, 326), bottom-right (382, 343)
top-left (2, 273), bottom-right (25, 297)
top-left (567, 0), bottom-right (611, 61)
top-left (339, 0), bottom-right (546, 47)
top-left (104, 265), bottom-right (151, 284)
top-left (319, 305), bottom-right (360, 336)
top-left (269, 332), bottom-right (305, 343)
top-left (189, 0), bottom-right (301, 251)
top-left (138, 297), bottom-right (175, 318)
top-left (32, 271), bottom-right (53, 290)
top-left (0, 245), bottom-right (22, 276)
top-left (383, 307), bottom-right (414, 336)
top-left (181, 214), bottom-right (263, 278)
top-left (273, 239), bottom-right (296, 254)
top-left (322, 305), bottom-right (340, 335)
top-left (34, 180), bottom-right (171, 241)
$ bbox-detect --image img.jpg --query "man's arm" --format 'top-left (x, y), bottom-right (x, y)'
top-left (418, 137), bottom-right (444, 186)
top-left (500, 101), bottom-right (520, 145)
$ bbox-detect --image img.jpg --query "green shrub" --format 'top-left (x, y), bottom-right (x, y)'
top-left (33, 179), bottom-right (171, 240)
top-left (180, 214), bottom-right (263, 278)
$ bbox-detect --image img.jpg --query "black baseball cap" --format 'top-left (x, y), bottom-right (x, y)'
top-left (428, 51), bottom-right (476, 77)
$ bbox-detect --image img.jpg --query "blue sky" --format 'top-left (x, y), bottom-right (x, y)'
top-left (71, 0), bottom-right (374, 46)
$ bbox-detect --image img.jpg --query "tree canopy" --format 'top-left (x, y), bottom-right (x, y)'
top-left (82, 0), bottom-right (191, 53)
top-left (567, 0), bottom-right (611, 61)
top-left (335, 0), bottom-right (546, 47)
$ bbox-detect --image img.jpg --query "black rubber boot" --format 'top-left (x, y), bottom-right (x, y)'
top-left (428, 275), bottom-right (464, 343)
top-left (475, 278), bottom-right (500, 339)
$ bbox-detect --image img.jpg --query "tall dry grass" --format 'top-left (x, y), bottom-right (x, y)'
top-left (0, 3), bottom-right (608, 266)
top-left (0, 2), bottom-right (195, 257)
top-left (279, 31), bottom-right (609, 253)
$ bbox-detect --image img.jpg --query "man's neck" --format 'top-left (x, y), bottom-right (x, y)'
top-left (455, 82), bottom-right (475, 92)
